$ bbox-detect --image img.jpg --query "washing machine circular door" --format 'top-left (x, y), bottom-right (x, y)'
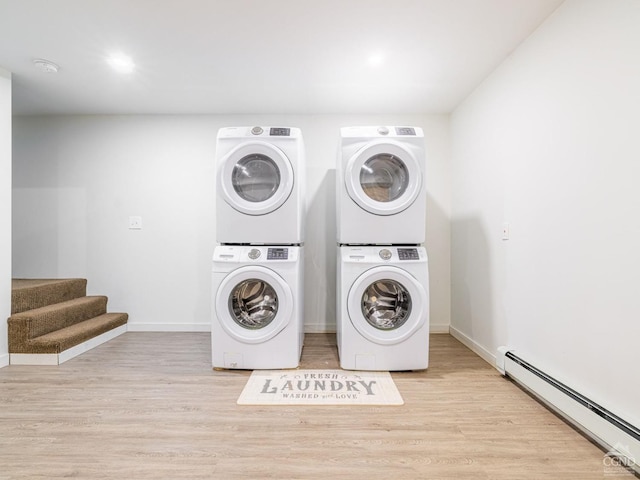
top-left (345, 140), bottom-right (422, 216)
top-left (347, 266), bottom-right (427, 345)
top-left (218, 141), bottom-right (294, 215)
top-left (215, 266), bottom-right (294, 344)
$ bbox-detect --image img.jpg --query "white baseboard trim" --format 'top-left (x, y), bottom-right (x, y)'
top-left (10, 325), bottom-right (128, 366)
top-left (123, 323), bottom-right (452, 335)
top-left (126, 323), bottom-right (211, 332)
top-left (0, 353), bottom-right (10, 368)
top-left (128, 323), bottom-right (338, 334)
top-left (304, 323), bottom-right (336, 334)
top-left (449, 325), bottom-right (496, 366)
top-left (430, 323), bottom-right (450, 334)
top-left (10, 352), bottom-right (59, 365)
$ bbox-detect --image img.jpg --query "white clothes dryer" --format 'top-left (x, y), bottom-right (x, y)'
top-left (337, 126), bottom-right (426, 245)
top-left (337, 245), bottom-right (429, 371)
top-left (212, 245), bottom-right (304, 369)
top-left (216, 126), bottom-right (305, 245)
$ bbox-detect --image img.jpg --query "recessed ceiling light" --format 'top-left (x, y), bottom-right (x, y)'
top-left (33, 59), bottom-right (59, 73)
top-left (368, 53), bottom-right (385, 67)
top-left (106, 53), bottom-right (135, 74)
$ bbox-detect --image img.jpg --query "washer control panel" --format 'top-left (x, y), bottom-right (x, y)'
top-left (267, 247), bottom-right (289, 260)
top-left (213, 245), bottom-right (299, 263)
top-left (398, 248), bottom-right (420, 260)
top-left (343, 246), bottom-right (426, 263)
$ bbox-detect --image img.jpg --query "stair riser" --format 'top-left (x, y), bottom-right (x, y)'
top-left (9, 296), bottom-right (108, 339)
top-left (9, 278), bottom-right (129, 359)
top-left (30, 313), bottom-right (129, 354)
top-left (11, 279), bottom-right (87, 314)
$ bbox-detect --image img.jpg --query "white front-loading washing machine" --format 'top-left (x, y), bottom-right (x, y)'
top-left (337, 245), bottom-right (429, 371)
top-left (216, 126), bottom-right (305, 245)
top-left (337, 126), bottom-right (426, 245)
top-left (212, 245), bottom-right (304, 369)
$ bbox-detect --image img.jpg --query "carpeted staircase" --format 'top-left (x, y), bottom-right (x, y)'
top-left (8, 278), bottom-right (128, 365)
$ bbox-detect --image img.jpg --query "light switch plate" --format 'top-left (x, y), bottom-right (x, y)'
top-left (129, 216), bottom-right (142, 230)
top-left (502, 222), bottom-right (510, 240)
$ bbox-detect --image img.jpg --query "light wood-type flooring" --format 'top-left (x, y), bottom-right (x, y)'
top-left (0, 333), bottom-right (635, 479)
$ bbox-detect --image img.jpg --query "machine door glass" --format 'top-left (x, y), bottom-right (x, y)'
top-left (230, 278), bottom-right (278, 329)
top-left (361, 279), bottom-right (411, 330)
top-left (216, 266), bottom-right (293, 344)
top-left (232, 154), bottom-right (281, 203)
top-left (345, 140), bottom-right (422, 216)
top-left (347, 266), bottom-right (427, 345)
top-left (219, 142), bottom-right (294, 215)
top-left (360, 154), bottom-right (409, 203)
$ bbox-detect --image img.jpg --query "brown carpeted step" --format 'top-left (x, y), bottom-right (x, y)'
top-left (28, 313), bottom-right (129, 354)
top-left (8, 296), bottom-right (109, 353)
top-left (11, 278), bottom-right (87, 314)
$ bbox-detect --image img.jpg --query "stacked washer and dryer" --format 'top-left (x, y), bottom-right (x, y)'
top-left (212, 126), bottom-right (305, 370)
top-left (336, 126), bottom-right (430, 371)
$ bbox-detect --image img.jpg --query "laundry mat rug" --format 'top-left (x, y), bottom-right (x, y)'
top-left (237, 369), bottom-right (404, 406)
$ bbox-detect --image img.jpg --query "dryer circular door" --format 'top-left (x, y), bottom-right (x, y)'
top-left (347, 266), bottom-right (427, 345)
top-left (215, 265), bottom-right (294, 344)
top-left (345, 140), bottom-right (422, 216)
top-left (218, 141), bottom-right (294, 215)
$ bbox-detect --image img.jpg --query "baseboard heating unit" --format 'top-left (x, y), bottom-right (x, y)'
top-left (497, 347), bottom-right (639, 475)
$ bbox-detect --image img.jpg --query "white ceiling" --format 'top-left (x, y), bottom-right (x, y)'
top-left (0, 0), bottom-right (564, 116)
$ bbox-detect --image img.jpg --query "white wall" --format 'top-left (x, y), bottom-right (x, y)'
top-left (12, 114), bottom-right (450, 334)
top-left (451, 0), bottom-right (640, 428)
top-left (0, 67), bottom-right (10, 367)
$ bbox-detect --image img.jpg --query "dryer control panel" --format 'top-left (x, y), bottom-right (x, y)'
top-left (269, 127), bottom-right (290, 136)
top-left (395, 127), bottom-right (416, 136)
top-left (250, 126), bottom-right (291, 136)
top-left (217, 126), bottom-right (301, 139)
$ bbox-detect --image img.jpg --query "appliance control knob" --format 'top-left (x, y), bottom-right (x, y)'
top-left (379, 249), bottom-right (392, 260)
top-left (377, 126), bottom-right (389, 135)
top-left (251, 126), bottom-right (263, 135)
top-left (248, 248), bottom-right (261, 260)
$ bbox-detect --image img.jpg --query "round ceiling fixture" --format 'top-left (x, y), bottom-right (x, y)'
top-left (33, 59), bottom-right (59, 73)
top-left (106, 53), bottom-right (135, 74)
